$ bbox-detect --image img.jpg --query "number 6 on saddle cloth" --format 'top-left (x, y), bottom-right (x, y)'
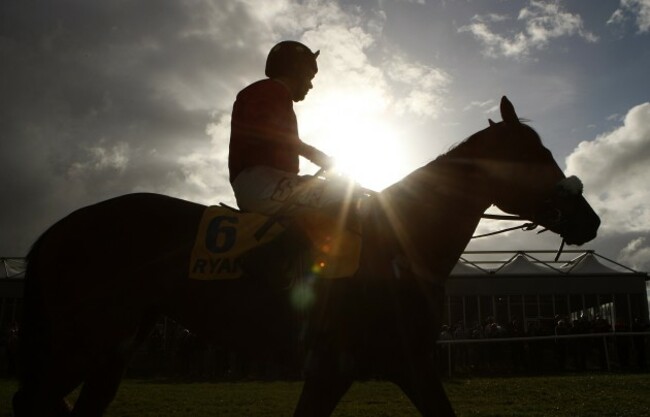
top-left (189, 205), bottom-right (362, 282)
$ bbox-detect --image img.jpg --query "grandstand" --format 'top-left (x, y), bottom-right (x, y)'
top-left (446, 250), bottom-right (649, 332)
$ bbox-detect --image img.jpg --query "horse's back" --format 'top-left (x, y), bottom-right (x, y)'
top-left (33, 192), bottom-right (205, 263)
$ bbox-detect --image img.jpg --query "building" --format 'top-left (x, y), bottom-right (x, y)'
top-left (445, 250), bottom-right (649, 333)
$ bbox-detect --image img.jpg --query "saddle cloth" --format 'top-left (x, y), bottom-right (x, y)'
top-left (189, 206), bottom-right (362, 280)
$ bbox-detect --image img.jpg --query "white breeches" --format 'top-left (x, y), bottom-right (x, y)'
top-left (232, 166), bottom-right (363, 217)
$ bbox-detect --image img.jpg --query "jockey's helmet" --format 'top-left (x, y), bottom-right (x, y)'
top-left (265, 40), bottom-right (320, 78)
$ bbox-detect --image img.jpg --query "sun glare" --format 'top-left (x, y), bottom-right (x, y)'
top-left (329, 119), bottom-right (406, 191)
top-left (301, 93), bottom-right (409, 191)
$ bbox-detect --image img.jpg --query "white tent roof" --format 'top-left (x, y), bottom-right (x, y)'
top-left (449, 250), bottom-right (642, 277)
top-left (1, 250), bottom-right (643, 279)
top-left (450, 262), bottom-right (482, 275)
top-left (561, 252), bottom-right (622, 275)
top-left (0, 258), bottom-right (26, 279)
top-left (494, 254), bottom-right (554, 275)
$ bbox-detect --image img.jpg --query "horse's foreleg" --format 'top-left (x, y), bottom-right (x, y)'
top-left (293, 351), bottom-right (354, 417)
top-left (393, 354), bottom-right (456, 417)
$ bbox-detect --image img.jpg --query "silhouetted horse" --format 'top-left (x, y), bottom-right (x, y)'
top-left (14, 97), bottom-right (600, 417)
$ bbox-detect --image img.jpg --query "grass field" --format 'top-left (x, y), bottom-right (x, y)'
top-left (2, 374), bottom-right (649, 417)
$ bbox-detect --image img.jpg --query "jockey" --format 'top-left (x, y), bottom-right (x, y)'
top-left (229, 40), bottom-right (364, 219)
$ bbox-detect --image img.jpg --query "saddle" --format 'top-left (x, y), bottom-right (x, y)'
top-left (189, 205), bottom-right (362, 281)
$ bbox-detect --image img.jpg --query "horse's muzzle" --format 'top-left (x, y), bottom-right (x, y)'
top-left (558, 196), bottom-right (600, 246)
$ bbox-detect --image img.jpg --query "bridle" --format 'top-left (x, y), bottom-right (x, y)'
top-left (473, 175), bottom-right (584, 260)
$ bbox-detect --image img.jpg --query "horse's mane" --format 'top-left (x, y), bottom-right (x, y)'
top-left (384, 120), bottom-right (543, 200)
top-left (441, 119), bottom-right (540, 162)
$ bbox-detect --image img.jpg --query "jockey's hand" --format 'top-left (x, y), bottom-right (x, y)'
top-left (319, 155), bottom-right (336, 171)
top-left (313, 157), bottom-right (335, 178)
top-left (309, 147), bottom-right (335, 170)
top-left (300, 142), bottom-right (336, 170)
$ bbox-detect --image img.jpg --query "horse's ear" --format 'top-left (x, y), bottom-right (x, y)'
top-left (488, 119), bottom-right (496, 127)
top-left (500, 96), bottom-right (520, 124)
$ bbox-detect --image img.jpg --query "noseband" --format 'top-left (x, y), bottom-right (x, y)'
top-left (532, 175), bottom-right (584, 231)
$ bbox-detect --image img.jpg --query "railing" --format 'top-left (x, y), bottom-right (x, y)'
top-left (436, 332), bottom-right (650, 377)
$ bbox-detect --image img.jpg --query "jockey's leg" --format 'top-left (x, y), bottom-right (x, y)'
top-left (232, 166), bottom-right (364, 219)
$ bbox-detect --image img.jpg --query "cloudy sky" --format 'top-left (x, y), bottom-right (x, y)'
top-left (1, 0), bottom-right (649, 272)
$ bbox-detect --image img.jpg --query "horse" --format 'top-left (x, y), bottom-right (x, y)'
top-left (13, 96), bottom-right (600, 417)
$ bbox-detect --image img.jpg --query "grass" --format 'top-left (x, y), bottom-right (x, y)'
top-left (2, 374), bottom-right (649, 417)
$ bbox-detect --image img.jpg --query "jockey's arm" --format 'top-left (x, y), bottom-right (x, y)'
top-left (299, 141), bottom-right (335, 170)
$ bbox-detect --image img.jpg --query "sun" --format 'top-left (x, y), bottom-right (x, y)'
top-left (328, 118), bottom-right (407, 191)
top-left (300, 93), bottom-right (410, 191)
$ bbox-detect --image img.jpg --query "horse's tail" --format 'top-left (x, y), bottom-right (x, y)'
top-left (16, 232), bottom-right (51, 389)
top-left (13, 228), bottom-right (76, 416)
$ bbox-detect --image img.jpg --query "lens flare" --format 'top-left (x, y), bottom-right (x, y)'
top-left (290, 280), bottom-right (315, 310)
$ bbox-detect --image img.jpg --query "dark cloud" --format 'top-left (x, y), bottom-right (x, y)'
top-left (0, 0), bottom-right (265, 255)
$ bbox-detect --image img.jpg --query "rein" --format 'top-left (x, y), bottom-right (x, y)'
top-left (472, 214), bottom-right (537, 239)
top-left (475, 213), bottom-right (566, 261)
top-left (472, 175), bottom-right (583, 261)
top-left (316, 170), bottom-right (581, 263)
top-left (356, 179), bottom-right (566, 259)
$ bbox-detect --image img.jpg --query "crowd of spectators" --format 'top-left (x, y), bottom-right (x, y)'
top-left (436, 315), bottom-right (649, 375)
top-left (125, 324), bottom-right (304, 380)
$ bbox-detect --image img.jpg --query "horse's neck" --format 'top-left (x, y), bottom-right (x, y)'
top-left (377, 147), bottom-right (493, 280)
